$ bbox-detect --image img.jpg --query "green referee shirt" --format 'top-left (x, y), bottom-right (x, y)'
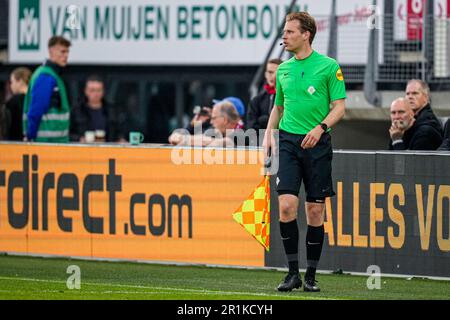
top-left (275, 50), bottom-right (346, 135)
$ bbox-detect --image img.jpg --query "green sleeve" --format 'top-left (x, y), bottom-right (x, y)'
top-left (274, 69), bottom-right (284, 107)
top-left (328, 63), bottom-right (346, 102)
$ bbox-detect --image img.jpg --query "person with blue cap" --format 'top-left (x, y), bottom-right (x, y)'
top-left (212, 96), bottom-right (245, 129)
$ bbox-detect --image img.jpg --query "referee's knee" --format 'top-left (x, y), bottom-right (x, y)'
top-left (305, 202), bottom-right (325, 225)
top-left (278, 196), bottom-right (298, 221)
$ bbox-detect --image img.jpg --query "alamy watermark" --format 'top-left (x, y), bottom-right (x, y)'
top-left (66, 265), bottom-right (81, 290)
top-left (66, 5), bottom-right (81, 30)
top-left (170, 127), bottom-right (279, 176)
top-left (366, 5), bottom-right (383, 30)
top-left (366, 265), bottom-right (381, 290)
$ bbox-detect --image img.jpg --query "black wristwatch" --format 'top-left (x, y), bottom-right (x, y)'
top-left (320, 123), bottom-right (328, 132)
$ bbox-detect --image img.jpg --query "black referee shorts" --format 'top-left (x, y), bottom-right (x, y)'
top-left (276, 129), bottom-right (335, 201)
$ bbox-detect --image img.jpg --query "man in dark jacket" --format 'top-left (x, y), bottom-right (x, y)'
top-left (389, 95), bottom-right (442, 150)
top-left (70, 75), bottom-right (127, 143)
top-left (397, 79), bottom-right (443, 149)
top-left (246, 58), bottom-right (283, 133)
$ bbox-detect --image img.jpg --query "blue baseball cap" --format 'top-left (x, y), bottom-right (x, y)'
top-left (212, 96), bottom-right (245, 117)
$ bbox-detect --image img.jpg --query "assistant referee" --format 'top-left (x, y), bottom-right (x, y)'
top-left (263, 12), bottom-right (346, 292)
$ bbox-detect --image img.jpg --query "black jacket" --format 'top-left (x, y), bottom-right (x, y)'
top-left (0, 103), bottom-right (9, 140)
top-left (4, 94), bottom-right (25, 141)
top-left (389, 104), bottom-right (443, 150)
top-left (438, 119), bottom-right (450, 151)
top-left (70, 98), bottom-right (127, 142)
top-left (246, 89), bottom-right (275, 131)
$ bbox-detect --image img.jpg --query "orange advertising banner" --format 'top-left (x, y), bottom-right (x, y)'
top-left (0, 143), bottom-right (265, 267)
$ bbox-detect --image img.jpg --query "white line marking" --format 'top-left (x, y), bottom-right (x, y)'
top-left (0, 276), bottom-right (336, 300)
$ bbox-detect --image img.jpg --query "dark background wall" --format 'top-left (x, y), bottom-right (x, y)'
top-left (332, 119), bottom-right (391, 150)
top-left (266, 151), bottom-right (450, 278)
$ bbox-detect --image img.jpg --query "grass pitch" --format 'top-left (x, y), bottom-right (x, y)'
top-left (0, 255), bottom-right (448, 300)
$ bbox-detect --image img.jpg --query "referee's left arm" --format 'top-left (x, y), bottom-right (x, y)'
top-left (301, 99), bottom-right (345, 149)
top-left (322, 63), bottom-right (347, 129)
top-left (322, 98), bottom-right (346, 129)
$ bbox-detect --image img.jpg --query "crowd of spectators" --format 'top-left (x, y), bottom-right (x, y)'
top-left (0, 36), bottom-right (449, 151)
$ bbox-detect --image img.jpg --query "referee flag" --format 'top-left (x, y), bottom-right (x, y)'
top-left (232, 175), bottom-right (270, 251)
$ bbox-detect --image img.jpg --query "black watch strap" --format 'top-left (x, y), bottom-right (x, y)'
top-left (320, 123), bottom-right (328, 131)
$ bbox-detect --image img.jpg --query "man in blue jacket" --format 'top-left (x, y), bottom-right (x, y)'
top-left (23, 36), bottom-right (71, 142)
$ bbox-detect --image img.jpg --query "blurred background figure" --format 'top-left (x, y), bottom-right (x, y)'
top-left (70, 75), bottom-right (127, 143)
top-left (405, 80), bottom-right (442, 134)
top-left (389, 97), bottom-right (442, 150)
top-left (168, 100), bottom-right (242, 147)
top-left (23, 36), bottom-right (71, 143)
top-left (247, 58), bottom-right (283, 134)
top-left (185, 105), bottom-right (212, 135)
top-left (3, 67), bottom-right (31, 140)
top-left (403, 79), bottom-right (443, 149)
top-left (212, 96), bottom-right (246, 129)
top-left (2, 1), bottom-right (450, 150)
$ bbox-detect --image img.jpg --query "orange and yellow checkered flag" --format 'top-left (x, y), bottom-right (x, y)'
top-left (232, 175), bottom-right (270, 251)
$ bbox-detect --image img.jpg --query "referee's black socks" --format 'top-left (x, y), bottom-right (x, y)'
top-left (279, 219), bottom-right (299, 275)
top-left (305, 224), bottom-right (325, 280)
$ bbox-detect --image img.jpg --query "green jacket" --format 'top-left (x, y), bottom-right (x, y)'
top-left (23, 65), bottom-right (70, 142)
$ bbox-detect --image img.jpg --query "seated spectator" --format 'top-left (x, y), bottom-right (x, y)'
top-left (405, 79), bottom-right (443, 145)
top-left (213, 96), bottom-right (246, 129)
top-left (70, 75), bottom-right (127, 143)
top-left (247, 58), bottom-right (283, 132)
top-left (4, 67), bottom-right (31, 141)
top-left (438, 119), bottom-right (450, 151)
top-left (389, 98), bottom-right (442, 150)
top-left (168, 101), bottom-right (243, 147)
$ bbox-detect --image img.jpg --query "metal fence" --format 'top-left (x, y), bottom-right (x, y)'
top-left (379, 14), bottom-right (450, 85)
top-left (432, 16), bottom-right (450, 82)
top-left (282, 12), bottom-right (449, 87)
top-left (276, 13), bottom-right (373, 84)
top-left (379, 14), bottom-right (423, 83)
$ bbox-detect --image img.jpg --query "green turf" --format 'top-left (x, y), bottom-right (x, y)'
top-left (0, 254), bottom-right (448, 300)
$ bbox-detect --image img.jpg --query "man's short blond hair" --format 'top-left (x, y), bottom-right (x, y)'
top-left (407, 79), bottom-right (430, 101)
top-left (48, 35), bottom-right (71, 48)
top-left (11, 67), bottom-right (32, 85)
top-left (286, 12), bottom-right (317, 44)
